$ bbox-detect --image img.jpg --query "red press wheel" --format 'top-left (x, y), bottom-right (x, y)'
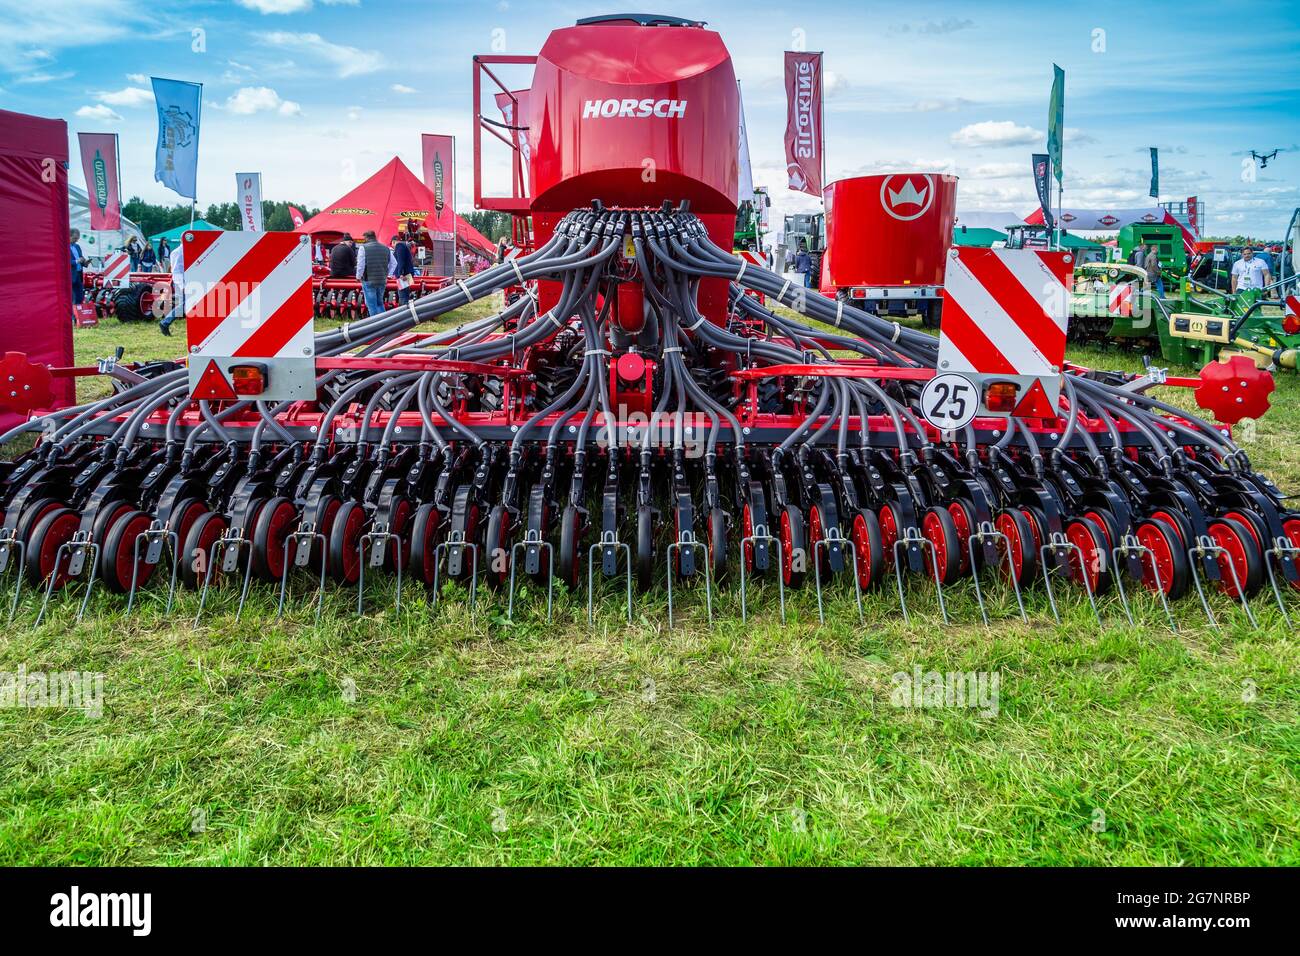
top-left (484, 504), bottom-right (512, 587)
top-left (1083, 509), bottom-right (1120, 550)
top-left (16, 497), bottom-right (63, 548)
top-left (741, 503), bottom-right (756, 574)
top-left (251, 497), bottom-right (299, 581)
top-left (100, 509), bottom-right (156, 593)
top-left (946, 500), bottom-right (975, 573)
top-left (166, 497), bottom-right (208, 557)
top-left (180, 512), bottom-right (229, 589)
top-left (1282, 518), bottom-right (1300, 590)
top-left (92, 502), bottom-right (132, 549)
top-left (850, 509), bottom-right (885, 591)
top-left (1135, 520), bottom-right (1190, 599)
top-left (1148, 509), bottom-right (1192, 548)
top-left (807, 503), bottom-right (828, 577)
top-left (387, 496), bottom-right (415, 571)
top-left (1020, 508), bottom-right (1045, 553)
top-left (994, 509), bottom-right (1038, 587)
top-left (408, 503), bottom-right (442, 586)
top-left (877, 502), bottom-right (901, 567)
top-left (1064, 518), bottom-right (1112, 595)
top-left (779, 506), bottom-right (806, 588)
top-left (1205, 519), bottom-right (1263, 597)
top-left (921, 507), bottom-right (962, 586)
top-left (327, 501), bottom-right (367, 584)
top-left (26, 507), bottom-right (80, 588)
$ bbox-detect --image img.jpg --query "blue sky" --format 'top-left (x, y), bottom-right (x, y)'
top-left (1, 0), bottom-right (1296, 236)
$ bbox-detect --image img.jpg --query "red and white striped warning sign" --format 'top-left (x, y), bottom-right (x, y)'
top-left (99, 252), bottom-right (131, 285)
top-left (184, 231), bottom-right (314, 401)
top-left (1284, 294), bottom-right (1300, 335)
top-left (936, 247), bottom-right (1073, 420)
top-left (1108, 281), bottom-right (1133, 317)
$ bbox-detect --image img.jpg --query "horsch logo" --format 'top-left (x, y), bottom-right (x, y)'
top-left (581, 98), bottom-right (687, 119)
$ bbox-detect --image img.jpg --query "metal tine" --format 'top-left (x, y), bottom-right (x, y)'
top-left (194, 532), bottom-right (254, 625)
top-left (1039, 532), bottom-right (1100, 627)
top-left (126, 525), bottom-right (179, 615)
top-left (357, 526), bottom-right (403, 616)
top-left (1189, 535), bottom-right (1257, 629)
top-left (1110, 534), bottom-right (1176, 632)
top-left (278, 528), bottom-right (327, 621)
top-left (588, 532), bottom-right (632, 625)
top-left (36, 533), bottom-right (99, 626)
top-left (508, 531), bottom-right (553, 622)
top-left (738, 524), bottom-right (785, 624)
top-left (0, 530), bottom-right (27, 625)
top-left (432, 531), bottom-right (478, 609)
top-left (1263, 536), bottom-right (1299, 627)
top-left (665, 531), bottom-right (712, 628)
top-left (966, 522), bottom-right (1027, 628)
top-left (813, 530), bottom-right (864, 626)
top-left (893, 528), bottom-right (949, 625)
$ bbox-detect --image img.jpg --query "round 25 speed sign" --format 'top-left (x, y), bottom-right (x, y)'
top-left (920, 373), bottom-right (979, 430)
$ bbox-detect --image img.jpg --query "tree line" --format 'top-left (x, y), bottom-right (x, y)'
top-left (121, 197), bottom-right (322, 238)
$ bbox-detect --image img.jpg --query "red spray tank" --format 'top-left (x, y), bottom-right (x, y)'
top-left (821, 173), bottom-right (958, 327)
top-left (494, 15), bottom-right (740, 330)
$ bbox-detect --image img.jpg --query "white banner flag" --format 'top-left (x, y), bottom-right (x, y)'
top-left (236, 172), bottom-right (264, 231)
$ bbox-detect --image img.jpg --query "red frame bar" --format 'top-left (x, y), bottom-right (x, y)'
top-left (472, 54), bottom-right (536, 214)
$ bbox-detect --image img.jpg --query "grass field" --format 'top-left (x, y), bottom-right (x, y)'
top-left (1, 302), bottom-right (1297, 865)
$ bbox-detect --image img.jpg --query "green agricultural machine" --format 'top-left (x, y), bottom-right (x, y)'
top-left (1070, 223), bottom-right (1299, 369)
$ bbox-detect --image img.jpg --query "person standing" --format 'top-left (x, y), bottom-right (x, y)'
top-left (329, 234), bottom-right (357, 279)
top-left (1144, 245), bottom-right (1164, 297)
top-left (125, 235), bottom-right (142, 272)
top-left (70, 229), bottom-right (87, 307)
top-left (355, 230), bottom-right (390, 316)
top-left (391, 234), bottom-right (415, 306)
top-left (158, 238), bottom-right (171, 270)
top-left (158, 242), bottom-right (186, 337)
top-left (141, 243), bottom-right (157, 272)
top-left (1129, 242), bottom-right (1146, 267)
top-left (1231, 246), bottom-right (1271, 294)
top-left (793, 244), bottom-right (812, 288)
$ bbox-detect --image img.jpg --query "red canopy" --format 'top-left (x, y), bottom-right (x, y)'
top-left (0, 108), bottom-right (74, 432)
top-left (297, 156), bottom-right (495, 255)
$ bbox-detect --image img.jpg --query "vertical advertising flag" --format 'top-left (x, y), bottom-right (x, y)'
top-left (288, 205), bottom-right (305, 228)
top-left (236, 173), bottom-right (264, 231)
top-left (1187, 196), bottom-right (1199, 238)
top-left (1032, 153), bottom-right (1055, 232)
top-left (1149, 147), bottom-right (1159, 198)
top-left (1047, 64), bottom-right (1064, 186)
top-left (493, 90), bottom-right (531, 193)
top-left (737, 81), bottom-right (756, 207)
top-left (784, 51), bottom-right (824, 197)
top-left (77, 132), bottom-right (121, 231)
top-left (421, 134), bottom-right (456, 240)
top-left (151, 77), bottom-right (202, 200)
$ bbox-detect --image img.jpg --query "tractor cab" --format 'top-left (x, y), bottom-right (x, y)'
top-left (1004, 224), bottom-right (1051, 250)
top-left (1118, 223), bottom-right (1187, 274)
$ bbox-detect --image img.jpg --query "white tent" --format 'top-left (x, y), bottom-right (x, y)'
top-left (69, 183), bottom-right (145, 265)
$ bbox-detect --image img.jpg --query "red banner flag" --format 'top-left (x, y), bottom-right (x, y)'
top-left (421, 134), bottom-right (456, 240)
top-left (288, 205), bottom-right (305, 228)
top-left (77, 132), bottom-right (122, 231)
top-left (1187, 196), bottom-right (1199, 238)
top-left (784, 51), bottom-right (824, 197)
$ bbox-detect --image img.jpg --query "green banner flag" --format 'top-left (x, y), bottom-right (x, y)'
top-left (1149, 147), bottom-right (1159, 198)
top-left (1047, 64), bottom-right (1064, 186)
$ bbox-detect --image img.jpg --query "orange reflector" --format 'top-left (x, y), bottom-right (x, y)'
top-left (229, 363), bottom-right (268, 396)
top-left (850, 288), bottom-right (867, 299)
top-left (1285, 315), bottom-right (1300, 336)
top-left (984, 380), bottom-right (1018, 412)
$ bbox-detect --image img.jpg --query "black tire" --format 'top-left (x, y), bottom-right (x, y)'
top-left (251, 496), bottom-right (298, 581)
top-left (558, 505), bottom-right (582, 588)
top-left (920, 302), bottom-right (941, 329)
top-left (636, 506), bottom-right (655, 592)
top-left (113, 281), bottom-right (165, 323)
top-left (327, 501), bottom-right (366, 584)
top-left (484, 504), bottom-right (511, 587)
top-left (707, 507), bottom-right (727, 581)
top-left (409, 503), bottom-right (441, 586)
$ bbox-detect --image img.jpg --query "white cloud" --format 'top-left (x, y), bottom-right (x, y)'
top-left (220, 86), bottom-right (301, 116)
top-left (823, 71), bottom-right (849, 98)
top-left (236, 0), bottom-right (311, 12)
top-left (13, 70), bottom-right (74, 84)
top-left (347, 105), bottom-right (362, 120)
top-left (950, 120), bottom-right (1042, 148)
top-left (391, 83), bottom-right (417, 94)
top-left (75, 104), bottom-right (122, 122)
top-left (257, 31), bottom-right (383, 77)
top-left (95, 86), bottom-right (152, 107)
top-left (912, 97), bottom-right (973, 112)
top-left (969, 162), bottom-right (1025, 178)
top-left (125, 72), bottom-right (148, 84)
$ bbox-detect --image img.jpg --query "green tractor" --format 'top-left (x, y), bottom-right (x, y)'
top-left (1069, 223), bottom-right (1299, 368)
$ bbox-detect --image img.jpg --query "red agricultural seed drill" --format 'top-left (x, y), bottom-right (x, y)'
top-left (0, 13), bottom-right (1296, 627)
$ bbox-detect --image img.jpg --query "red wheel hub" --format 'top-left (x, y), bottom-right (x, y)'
top-left (878, 504), bottom-right (899, 565)
top-left (1207, 521), bottom-right (1250, 597)
top-left (1136, 522), bottom-right (1175, 595)
top-left (947, 502), bottom-right (973, 573)
top-left (994, 512), bottom-right (1024, 582)
top-left (1194, 355), bottom-right (1275, 424)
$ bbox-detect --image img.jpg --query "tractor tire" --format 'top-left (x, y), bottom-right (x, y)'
top-left (113, 282), bottom-right (165, 323)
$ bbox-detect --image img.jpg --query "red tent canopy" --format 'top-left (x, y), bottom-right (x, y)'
top-left (297, 156), bottom-right (495, 255)
top-left (0, 108), bottom-right (74, 432)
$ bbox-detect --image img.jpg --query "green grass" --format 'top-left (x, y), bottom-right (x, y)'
top-left (0, 305), bottom-right (1297, 865)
